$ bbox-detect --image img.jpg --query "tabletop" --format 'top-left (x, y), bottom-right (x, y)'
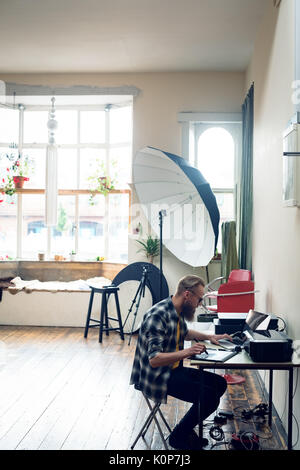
top-left (189, 341), bottom-right (299, 370)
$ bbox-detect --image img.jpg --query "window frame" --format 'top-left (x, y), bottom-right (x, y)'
top-left (0, 103), bottom-right (132, 262)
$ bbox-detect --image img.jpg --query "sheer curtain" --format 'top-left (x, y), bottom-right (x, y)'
top-left (238, 84), bottom-right (254, 271)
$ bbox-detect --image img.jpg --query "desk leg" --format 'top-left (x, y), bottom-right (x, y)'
top-left (198, 368), bottom-right (204, 444)
top-left (268, 369), bottom-right (273, 428)
top-left (288, 368), bottom-right (293, 451)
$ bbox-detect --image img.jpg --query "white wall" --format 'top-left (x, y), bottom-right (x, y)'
top-left (245, 0), bottom-right (300, 448)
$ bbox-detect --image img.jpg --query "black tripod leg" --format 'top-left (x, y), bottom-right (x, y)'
top-left (122, 282), bottom-right (142, 330)
top-left (128, 275), bottom-right (147, 346)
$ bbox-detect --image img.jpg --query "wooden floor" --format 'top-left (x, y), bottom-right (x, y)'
top-left (0, 326), bottom-right (287, 451)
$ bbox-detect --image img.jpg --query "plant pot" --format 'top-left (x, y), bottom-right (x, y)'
top-left (13, 176), bottom-right (29, 189)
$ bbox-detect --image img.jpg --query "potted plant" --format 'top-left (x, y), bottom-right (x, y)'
top-left (136, 234), bottom-right (160, 264)
top-left (87, 159), bottom-right (117, 205)
top-left (70, 250), bottom-right (76, 261)
top-left (2, 149), bottom-right (34, 191)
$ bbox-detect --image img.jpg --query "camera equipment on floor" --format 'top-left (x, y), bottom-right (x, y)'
top-left (241, 403), bottom-right (269, 420)
top-left (230, 432), bottom-right (260, 450)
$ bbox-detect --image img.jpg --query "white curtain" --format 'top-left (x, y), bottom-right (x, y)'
top-left (45, 144), bottom-right (58, 226)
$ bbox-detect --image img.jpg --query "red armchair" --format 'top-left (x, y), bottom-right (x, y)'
top-left (203, 269), bottom-right (256, 313)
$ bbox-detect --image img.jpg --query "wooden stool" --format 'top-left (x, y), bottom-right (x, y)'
top-left (84, 285), bottom-right (124, 343)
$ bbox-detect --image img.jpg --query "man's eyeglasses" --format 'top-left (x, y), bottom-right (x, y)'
top-left (186, 289), bottom-right (204, 305)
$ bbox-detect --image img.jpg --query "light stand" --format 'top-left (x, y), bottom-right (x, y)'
top-left (122, 265), bottom-right (151, 346)
top-left (159, 210), bottom-right (166, 301)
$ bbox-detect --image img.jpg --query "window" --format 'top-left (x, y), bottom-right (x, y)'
top-left (195, 124), bottom-right (240, 252)
top-left (179, 114), bottom-right (242, 253)
top-left (0, 100), bottom-right (132, 262)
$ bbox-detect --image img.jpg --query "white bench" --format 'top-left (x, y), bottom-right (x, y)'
top-left (0, 276), bottom-right (112, 327)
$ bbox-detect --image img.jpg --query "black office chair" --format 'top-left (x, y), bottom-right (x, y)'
top-left (131, 386), bottom-right (172, 450)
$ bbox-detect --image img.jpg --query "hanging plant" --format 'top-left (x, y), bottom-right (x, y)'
top-left (87, 159), bottom-right (117, 205)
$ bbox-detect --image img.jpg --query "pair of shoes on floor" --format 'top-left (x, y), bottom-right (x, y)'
top-left (169, 426), bottom-right (209, 450)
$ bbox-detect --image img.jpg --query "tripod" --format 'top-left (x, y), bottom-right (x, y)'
top-left (122, 265), bottom-right (151, 346)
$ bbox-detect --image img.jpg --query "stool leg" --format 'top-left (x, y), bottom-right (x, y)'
top-left (157, 407), bottom-right (172, 433)
top-left (84, 289), bottom-right (94, 338)
top-left (114, 291), bottom-right (124, 341)
top-left (145, 397), bottom-right (168, 450)
top-left (99, 293), bottom-right (106, 343)
top-left (131, 408), bottom-right (156, 450)
top-left (104, 294), bottom-right (109, 336)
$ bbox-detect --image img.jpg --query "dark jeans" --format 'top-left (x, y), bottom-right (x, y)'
top-left (167, 366), bottom-right (227, 435)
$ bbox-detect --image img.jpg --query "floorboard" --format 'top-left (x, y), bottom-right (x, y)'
top-left (0, 326), bottom-right (288, 450)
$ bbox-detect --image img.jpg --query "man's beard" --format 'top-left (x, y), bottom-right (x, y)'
top-left (181, 301), bottom-right (196, 322)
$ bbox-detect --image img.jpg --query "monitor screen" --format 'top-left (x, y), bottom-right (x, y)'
top-left (245, 310), bottom-right (270, 331)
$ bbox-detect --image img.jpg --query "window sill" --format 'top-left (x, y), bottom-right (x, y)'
top-left (0, 260), bottom-right (127, 282)
top-left (0, 188), bottom-right (131, 195)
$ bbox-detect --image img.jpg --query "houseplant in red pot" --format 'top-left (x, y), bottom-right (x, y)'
top-left (2, 148), bottom-right (34, 191)
top-left (10, 153), bottom-right (34, 189)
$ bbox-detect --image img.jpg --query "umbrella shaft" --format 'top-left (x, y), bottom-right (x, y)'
top-left (159, 211), bottom-right (164, 300)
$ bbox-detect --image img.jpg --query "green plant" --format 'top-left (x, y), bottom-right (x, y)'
top-left (136, 234), bottom-right (160, 262)
top-left (1, 174), bottom-right (15, 196)
top-left (87, 158), bottom-right (117, 205)
top-left (10, 154), bottom-right (34, 177)
top-left (56, 205), bottom-right (69, 233)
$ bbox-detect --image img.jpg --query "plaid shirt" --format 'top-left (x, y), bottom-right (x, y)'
top-left (130, 296), bottom-right (188, 404)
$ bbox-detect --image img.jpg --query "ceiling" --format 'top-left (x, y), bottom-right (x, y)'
top-left (0, 0), bottom-right (269, 74)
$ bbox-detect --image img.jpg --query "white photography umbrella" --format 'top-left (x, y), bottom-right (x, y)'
top-left (133, 146), bottom-right (220, 267)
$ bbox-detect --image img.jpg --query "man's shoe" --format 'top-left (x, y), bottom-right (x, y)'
top-left (169, 427), bottom-right (208, 450)
top-left (189, 430), bottom-right (209, 449)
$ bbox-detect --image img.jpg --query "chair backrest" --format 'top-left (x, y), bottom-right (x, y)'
top-left (228, 269), bottom-right (251, 283)
top-left (218, 280), bottom-right (255, 313)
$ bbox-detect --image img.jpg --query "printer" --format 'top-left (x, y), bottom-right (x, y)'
top-left (243, 330), bottom-right (293, 362)
top-left (214, 312), bottom-right (279, 335)
top-left (214, 309), bottom-right (293, 362)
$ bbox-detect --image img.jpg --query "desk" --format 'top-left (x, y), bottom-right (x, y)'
top-left (190, 347), bottom-right (300, 450)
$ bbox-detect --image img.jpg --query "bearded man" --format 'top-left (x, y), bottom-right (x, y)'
top-left (130, 274), bottom-right (232, 450)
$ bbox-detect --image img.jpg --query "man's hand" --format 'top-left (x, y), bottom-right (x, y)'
top-left (207, 333), bottom-right (232, 345)
top-left (185, 342), bottom-right (207, 358)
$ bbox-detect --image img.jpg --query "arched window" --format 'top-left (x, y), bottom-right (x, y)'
top-left (197, 126), bottom-right (237, 253)
top-left (197, 127), bottom-right (234, 188)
